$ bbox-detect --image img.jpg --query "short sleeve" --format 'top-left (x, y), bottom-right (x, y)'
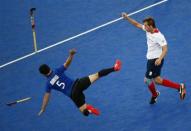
top-left (156, 35), bottom-right (167, 46)
top-left (45, 84), bottom-right (52, 93)
top-left (55, 65), bottom-right (67, 74)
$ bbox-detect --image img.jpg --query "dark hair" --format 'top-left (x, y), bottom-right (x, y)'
top-left (143, 17), bottom-right (156, 28)
top-left (39, 64), bottom-right (51, 76)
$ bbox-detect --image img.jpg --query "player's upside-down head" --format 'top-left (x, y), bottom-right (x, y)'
top-left (39, 64), bottom-right (52, 76)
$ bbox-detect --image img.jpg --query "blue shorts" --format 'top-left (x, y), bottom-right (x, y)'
top-left (145, 58), bottom-right (164, 79)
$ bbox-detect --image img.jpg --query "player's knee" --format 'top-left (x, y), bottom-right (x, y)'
top-left (154, 77), bottom-right (163, 84)
top-left (82, 109), bottom-right (90, 116)
top-left (144, 77), bottom-right (152, 85)
top-left (89, 73), bottom-right (99, 83)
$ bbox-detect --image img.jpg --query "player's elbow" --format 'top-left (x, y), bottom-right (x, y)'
top-left (162, 45), bottom-right (168, 55)
top-left (163, 45), bottom-right (168, 52)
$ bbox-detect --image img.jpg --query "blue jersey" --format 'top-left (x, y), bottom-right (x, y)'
top-left (45, 65), bottom-right (75, 97)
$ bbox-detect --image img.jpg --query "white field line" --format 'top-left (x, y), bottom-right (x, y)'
top-left (0, 0), bottom-right (168, 69)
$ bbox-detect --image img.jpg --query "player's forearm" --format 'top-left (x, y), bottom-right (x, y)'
top-left (159, 45), bottom-right (168, 60)
top-left (40, 93), bottom-right (50, 111)
top-left (122, 14), bottom-right (142, 28)
top-left (64, 55), bottom-right (74, 68)
top-left (64, 49), bottom-right (76, 68)
top-left (41, 101), bottom-right (48, 111)
top-left (126, 17), bottom-right (139, 26)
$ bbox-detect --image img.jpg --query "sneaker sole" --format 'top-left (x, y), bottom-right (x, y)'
top-left (150, 91), bottom-right (160, 104)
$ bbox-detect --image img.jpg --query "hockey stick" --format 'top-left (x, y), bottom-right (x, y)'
top-left (6, 97), bottom-right (31, 106)
top-left (30, 8), bottom-right (38, 52)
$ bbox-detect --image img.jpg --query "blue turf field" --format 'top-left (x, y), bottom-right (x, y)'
top-left (1, 0), bottom-right (191, 131)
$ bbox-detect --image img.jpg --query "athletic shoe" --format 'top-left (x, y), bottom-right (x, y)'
top-left (114, 59), bottom-right (121, 71)
top-left (179, 83), bottom-right (186, 100)
top-left (150, 91), bottom-right (160, 104)
top-left (86, 104), bottom-right (100, 116)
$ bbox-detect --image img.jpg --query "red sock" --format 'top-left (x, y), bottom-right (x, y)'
top-left (162, 79), bottom-right (180, 90)
top-left (148, 82), bottom-right (157, 97)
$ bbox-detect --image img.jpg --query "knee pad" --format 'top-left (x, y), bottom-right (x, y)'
top-left (144, 77), bottom-right (153, 85)
top-left (83, 109), bottom-right (90, 116)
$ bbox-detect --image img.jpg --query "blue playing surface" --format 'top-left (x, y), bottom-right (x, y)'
top-left (1, 0), bottom-right (191, 130)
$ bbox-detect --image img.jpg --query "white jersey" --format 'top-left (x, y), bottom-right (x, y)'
top-left (142, 25), bottom-right (167, 60)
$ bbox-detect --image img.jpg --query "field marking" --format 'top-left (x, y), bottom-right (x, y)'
top-left (0, 0), bottom-right (168, 69)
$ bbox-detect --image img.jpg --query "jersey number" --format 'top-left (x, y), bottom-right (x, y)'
top-left (56, 81), bottom-right (65, 89)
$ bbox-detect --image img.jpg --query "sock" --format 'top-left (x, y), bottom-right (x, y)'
top-left (148, 81), bottom-right (158, 97)
top-left (162, 79), bottom-right (180, 90)
top-left (98, 68), bottom-right (115, 77)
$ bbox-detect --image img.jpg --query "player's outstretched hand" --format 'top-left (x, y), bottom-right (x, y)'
top-left (122, 12), bottom-right (128, 19)
top-left (69, 49), bottom-right (77, 56)
top-left (38, 109), bottom-right (45, 116)
top-left (155, 58), bottom-right (162, 66)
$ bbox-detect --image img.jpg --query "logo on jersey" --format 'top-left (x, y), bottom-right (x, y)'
top-left (50, 75), bottom-right (59, 85)
top-left (50, 75), bottom-right (65, 89)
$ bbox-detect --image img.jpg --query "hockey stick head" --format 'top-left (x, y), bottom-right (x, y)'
top-left (30, 8), bottom-right (36, 16)
top-left (6, 97), bottom-right (31, 106)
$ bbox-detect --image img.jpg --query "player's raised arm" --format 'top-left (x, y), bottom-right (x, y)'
top-left (38, 92), bottom-right (51, 116)
top-left (122, 12), bottom-right (143, 29)
top-left (64, 49), bottom-right (76, 69)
